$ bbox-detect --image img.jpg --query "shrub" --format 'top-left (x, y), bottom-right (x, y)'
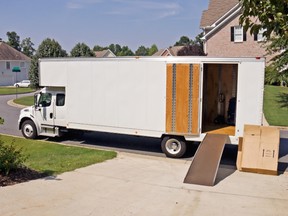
top-left (0, 139), bottom-right (27, 175)
top-left (265, 65), bottom-right (288, 86)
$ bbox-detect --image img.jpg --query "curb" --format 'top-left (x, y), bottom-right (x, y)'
top-left (7, 99), bottom-right (28, 109)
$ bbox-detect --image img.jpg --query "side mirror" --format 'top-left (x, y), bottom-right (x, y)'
top-left (34, 93), bottom-right (39, 107)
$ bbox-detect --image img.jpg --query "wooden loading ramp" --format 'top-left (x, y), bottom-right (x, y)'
top-left (184, 133), bottom-right (228, 186)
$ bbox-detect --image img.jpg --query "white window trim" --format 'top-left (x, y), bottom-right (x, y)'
top-left (257, 28), bottom-right (266, 42)
top-left (234, 26), bottom-right (243, 43)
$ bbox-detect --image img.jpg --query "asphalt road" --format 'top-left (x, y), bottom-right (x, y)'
top-left (0, 93), bottom-right (24, 137)
top-left (2, 93), bottom-right (287, 170)
top-left (0, 93), bottom-right (241, 164)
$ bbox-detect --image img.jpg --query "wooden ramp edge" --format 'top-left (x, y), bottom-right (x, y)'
top-left (184, 134), bottom-right (228, 186)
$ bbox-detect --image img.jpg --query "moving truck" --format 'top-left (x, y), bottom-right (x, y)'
top-left (18, 57), bottom-right (265, 158)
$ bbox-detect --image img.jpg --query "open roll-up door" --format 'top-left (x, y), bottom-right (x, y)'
top-left (166, 63), bottom-right (200, 135)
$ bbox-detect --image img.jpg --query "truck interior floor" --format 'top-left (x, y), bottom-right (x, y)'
top-left (203, 125), bottom-right (235, 136)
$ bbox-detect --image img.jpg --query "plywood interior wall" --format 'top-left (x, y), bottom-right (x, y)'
top-left (202, 64), bottom-right (237, 126)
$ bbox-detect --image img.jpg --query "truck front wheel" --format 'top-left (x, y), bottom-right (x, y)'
top-left (161, 136), bottom-right (186, 158)
top-left (21, 120), bottom-right (37, 139)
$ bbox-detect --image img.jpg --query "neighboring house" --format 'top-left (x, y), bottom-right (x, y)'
top-left (153, 46), bottom-right (184, 56)
top-left (94, 49), bottom-right (116, 58)
top-left (0, 41), bottom-right (31, 86)
top-left (200, 0), bottom-right (271, 62)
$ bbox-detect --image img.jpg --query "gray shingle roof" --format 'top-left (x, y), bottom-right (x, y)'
top-left (153, 46), bottom-right (184, 56)
top-left (0, 42), bottom-right (31, 61)
top-left (94, 49), bottom-right (116, 58)
top-left (200, 0), bottom-right (239, 27)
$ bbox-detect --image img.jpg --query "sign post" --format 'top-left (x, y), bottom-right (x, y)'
top-left (12, 66), bottom-right (21, 98)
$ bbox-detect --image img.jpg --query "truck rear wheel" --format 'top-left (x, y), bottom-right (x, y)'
top-left (21, 120), bottom-right (37, 139)
top-left (161, 136), bottom-right (186, 158)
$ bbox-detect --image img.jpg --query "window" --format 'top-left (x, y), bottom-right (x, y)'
top-left (254, 28), bottom-right (266, 42)
top-left (56, 94), bottom-right (65, 106)
top-left (6, 62), bottom-right (10, 70)
top-left (231, 26), bottom-right (246, 42)
top-left (20, 62), bottom-right (25, 67)
top-left (38, 93), bottom-right (52, 107)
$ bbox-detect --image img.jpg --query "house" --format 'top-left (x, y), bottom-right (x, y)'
top-left (153, 46), bottom-right (184, 56)
top-left (0, 41), bottom-right (31, 86)
top-left (94, 49), bottom-right (116, 58)
top-left (200, 0), bottom-right (271, 62)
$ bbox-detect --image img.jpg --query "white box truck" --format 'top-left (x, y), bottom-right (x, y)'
top-left (18, 57), bottom-right (266, 157)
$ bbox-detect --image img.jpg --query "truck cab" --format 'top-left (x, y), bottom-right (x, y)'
top-left (18, 87), bottom-right (66, 138)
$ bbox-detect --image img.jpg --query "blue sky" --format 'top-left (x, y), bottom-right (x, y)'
top-left (0, 0), bottom-right (209, 52)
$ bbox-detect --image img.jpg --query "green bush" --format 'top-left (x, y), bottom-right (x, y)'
top-left (265, 65), bottom-right (288, 86)
top-left (0, 139), bottom-right (27, 175)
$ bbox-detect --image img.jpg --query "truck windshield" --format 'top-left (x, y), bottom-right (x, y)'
top-left (38, 93), bottom-right (52, 107)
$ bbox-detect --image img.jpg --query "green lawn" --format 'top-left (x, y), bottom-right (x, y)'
top-left (0, 135), bottom-right (117, 175)
top-left (0, 87), bottom-right (35, 95)
top-left (264, 85), bottom-right (288, 126)
top-left (14, 96), bottom-right (34, 106)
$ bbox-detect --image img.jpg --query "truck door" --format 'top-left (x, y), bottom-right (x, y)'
top-left (166, 63), bottom-right (201, 135)
top-left (35, 92), bottom-right (55, 127)
top-left (53, 93), bottom-right (66, 126)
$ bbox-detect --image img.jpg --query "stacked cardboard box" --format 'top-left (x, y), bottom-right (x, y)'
top-left (237, 125), bottom-right (280, 175)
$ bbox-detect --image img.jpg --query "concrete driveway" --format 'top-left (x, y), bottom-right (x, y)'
top-left (0, 152), bottom-right (287, 216)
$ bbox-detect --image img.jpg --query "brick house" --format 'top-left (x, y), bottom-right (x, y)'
top-left (153, 46), bottom-right (184, 56)
top-left (200, 0), bottom-right (270, 62)
top-left (0, 41), bottom-right (31, 86)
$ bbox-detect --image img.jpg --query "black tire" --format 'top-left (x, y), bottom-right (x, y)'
top-left (161, 136), bottom-right (186, 158)
top-left (16, 84), bottom-right (19, 88)
top-left (21, 120), bottom-right (37, 139)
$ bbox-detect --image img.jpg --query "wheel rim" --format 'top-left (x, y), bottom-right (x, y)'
top-left (23, 124), bottom-right (34, 138)
top-left (165, 139), bottom-right (181, 155)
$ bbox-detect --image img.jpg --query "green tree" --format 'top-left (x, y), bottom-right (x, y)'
top-left (6, 31), bottom-right (21, 51)
top-left (36, 38), bottom-right (67, 58)
top-left (108, 44), bottom-right (122, 55)
top-left (177, 44), bottom-right (206, 56)
top-left (21, 37), bottom-right (35, 57)
top-left (70, 43), bottom-right (95, 57)
top-left (29, 56), bottom-right (39, 89)
top-left (93, 43), bottom-right (135, 56)
top-left (29, 38), bottom-right (67, 88)
top-left (93, 45), bottom-right (106, 51)
top-left (148, 44), bottom-right (158, 56)
top-left (194, 32), bottom-right (204, 50)
top-left (117, 46), bottom-right (134, 56)
top-left (174, 36), bottom-right (192, 46)
top-left (174, 33), bottom-right (205, 56)
top-left (265, 65), bottom-right (288, 86)
top-left (240, 0), bottom-right (288, 75)
top-left (135, 46), bottom-right (149, 56)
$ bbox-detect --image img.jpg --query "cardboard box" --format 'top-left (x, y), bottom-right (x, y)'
top-left (237, 125), bottom-right (280, 175)
top-left (236, 137), bottom-right (243, 171)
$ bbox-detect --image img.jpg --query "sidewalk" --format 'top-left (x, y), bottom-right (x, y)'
top-left (0, 152), bottom-right (287, 216)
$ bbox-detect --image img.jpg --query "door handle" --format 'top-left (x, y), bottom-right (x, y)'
top-left (50, 113), bottom-right (53, 119)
